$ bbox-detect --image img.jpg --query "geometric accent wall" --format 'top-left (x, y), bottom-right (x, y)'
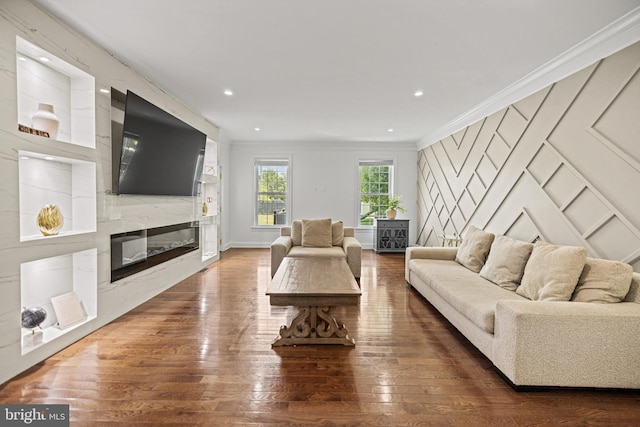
top-left (417, 41), bottom-right (640, 272)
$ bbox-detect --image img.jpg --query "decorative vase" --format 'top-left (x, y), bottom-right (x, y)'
top-left (32, 103), bottom-right (60, 139)
top-left (37, 204), bottom-right (64, 236)
top-left (386, 209), bottom-right (397, 220)
top-left (202, 201), bottom-right (208, 216)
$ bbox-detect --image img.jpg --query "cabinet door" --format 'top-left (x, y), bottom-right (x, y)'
top-left (393, 227), bottom-right (408, 249)
top-left (378, 228), bottom-right (394, 250)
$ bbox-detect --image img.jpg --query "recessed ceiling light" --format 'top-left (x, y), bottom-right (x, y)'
top-left (44, 156), bottom-right (55, 161)
top-left (100, 88), bottom-right (110, 94)
top-left (39, 56), bottom-right (50, 63)
top-left (414, 90), bottom-right (424, 97)
top-left (20, 156), bottom-right (30, 160)
top-left (254, 127), bottom-right (261, 131)
top-left (224, 90), bottom-right (233, 96)
top-left (388, 128), bottom-right (394, 132)
top-left (17, 56), bottom-right (26, 61)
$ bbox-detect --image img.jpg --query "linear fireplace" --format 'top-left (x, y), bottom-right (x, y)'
top-left (111, 222), bottom-right (199, 282)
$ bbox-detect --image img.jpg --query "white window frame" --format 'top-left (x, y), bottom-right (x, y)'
top-left (253, 157), bottom-right (291, 227)
top-left (357, 159), bottom-right (395, 227)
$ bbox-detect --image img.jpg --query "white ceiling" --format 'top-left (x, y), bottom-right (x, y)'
top-left (32, 0), bottom-right (640, 144)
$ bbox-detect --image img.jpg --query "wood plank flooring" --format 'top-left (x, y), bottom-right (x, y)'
top-left (1, 248), bottom-right (639, 426)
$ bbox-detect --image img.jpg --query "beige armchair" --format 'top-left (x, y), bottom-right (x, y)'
top-left (270, 219), bottom-right (361, 278)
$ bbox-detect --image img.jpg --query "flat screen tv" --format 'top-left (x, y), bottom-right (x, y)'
top-left (115, 90), bottom-right (206, 196)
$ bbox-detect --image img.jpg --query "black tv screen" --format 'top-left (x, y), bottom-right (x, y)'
top-left (115, 90), bottom-right (206, 196)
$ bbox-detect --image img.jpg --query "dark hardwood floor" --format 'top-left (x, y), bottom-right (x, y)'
top-left (1, 248), bottom-right (639, 426)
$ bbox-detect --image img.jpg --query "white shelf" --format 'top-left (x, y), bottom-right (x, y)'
top-left (19, 150), bottom-right (96, 241)
top-left (201, 138), bottom-right (218, 261)
top-left (199, 215), bottom-right (217, 225)
top-left (201, 222), bottom-right (218, 261)
top-left (202, 174), bottom-right (218, 184)
top-left (21, 248), bottom-right (97, 355)
top-left (16, 36), bottom-right (95, 148)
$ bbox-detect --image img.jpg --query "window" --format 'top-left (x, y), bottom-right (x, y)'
top-left (255, 159), bottom-right (289, 226)
top-left (359, 160), bottom-right (393, 226)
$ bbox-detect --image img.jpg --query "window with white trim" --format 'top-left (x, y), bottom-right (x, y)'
top-left (255, 158), bottom-right (289, 226)
top-left (358, 159), bottom-right (393, 226)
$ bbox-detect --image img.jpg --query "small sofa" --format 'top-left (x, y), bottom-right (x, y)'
top-left (405, 226), bottom-right (640, 389)
top-left (270, 219), bottom-right (361, 278)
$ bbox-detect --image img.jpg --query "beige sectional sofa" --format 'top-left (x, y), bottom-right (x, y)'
top-left (270, 219), bottom-right (361, 278)
top-left (405, 226), bottom-right (640, 389)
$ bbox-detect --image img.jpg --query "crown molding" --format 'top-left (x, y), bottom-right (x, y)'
top-left (231, 139), bottom-right (418, 152)
top-left (417, 6), bottom-right (640, 151)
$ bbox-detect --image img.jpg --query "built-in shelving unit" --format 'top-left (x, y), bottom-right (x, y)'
top-left (20, 248), bottom-right (97, 355)
top-left (19, 151), bottom-right (97, 241)
top-left (16, 36), bottom-right (95, 148)
top-left (15, 37), bottom-right (98, 356)
top-left (200, 138), bottom-right (218, 261)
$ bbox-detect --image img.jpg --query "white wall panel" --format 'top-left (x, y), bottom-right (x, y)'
top-left (417, 41), bottom-right (640, 273)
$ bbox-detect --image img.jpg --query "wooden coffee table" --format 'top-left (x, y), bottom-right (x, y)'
top-left (266, 257), bottom-right (361, 346)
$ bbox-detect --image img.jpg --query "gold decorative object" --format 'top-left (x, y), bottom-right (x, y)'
top-left (37, 204), bottom-right (64, 236)
top-left (202, 202), bottom-right (208, 216)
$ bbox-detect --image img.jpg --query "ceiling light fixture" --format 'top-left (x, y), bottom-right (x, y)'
top-left (39, 56), bottom-right (50, 63)
top-left (254, 127), bottom-right (260, 131)
top-left (17, 56), bottom-right (26, 61)
top-left (414, 90), bottom-right (424, 97)
top-left (100, 88), bottom-right (110, 94)
top-left (388, 128), bottom-right (394, 132)
top-left (44, 156), bottom-right (55, 161)
top-left (224, 90), bottom-right (233, 96)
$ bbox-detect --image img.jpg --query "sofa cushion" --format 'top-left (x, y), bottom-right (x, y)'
top-left (572, 258), bottom-right (633, 303)
top-left (302, 218), bottom-right (332, 247)
top-left (517, 241), bottom-right (587, 301)
top-left (479, 235), bottom-right (534, 291)
top-left (287, 246), bottom-right (346, 260)
top-left (409, 259), bottom-right (525, 333)
top-left (332, 221), bottom-right (344, 246)
top-left (291, 220), bottom-right (302, 246)
top-left (455, 225), bottom-right (495, 273)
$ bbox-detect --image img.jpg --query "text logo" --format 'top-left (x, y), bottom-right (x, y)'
top-left (1, 405), bottom-right (69, 426)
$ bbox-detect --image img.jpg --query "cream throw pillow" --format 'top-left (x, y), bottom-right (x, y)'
top-left (455, 225), bottom-right (495, 273)
top-left (517, 241), bottom-right (587, 301)
top-left (572, 258), bottom-right (633, 303)
top-left (291, 220), bottom-right (302, 246)
top-left (302, 218), bottom-right (332, 247)
top-left (479, 235), bottom-right (534, 291)
top-left (332, 221), bottom-right (344, 246)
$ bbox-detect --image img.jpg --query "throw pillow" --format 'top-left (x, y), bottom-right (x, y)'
top-left (301, 218), bottom-right (332, 248)
top-left (291, 220), bottom-right (302, 246)
top-left (572, 258), bottom-right (633, 303)
top-left (332, 221), bottom-right (344, 246)
top-left (479, 235), bottom-right (534, 291)
top-left (455, 225), bottom-right (495, 273)
top-left (516, 241), bottom-right (587, 301)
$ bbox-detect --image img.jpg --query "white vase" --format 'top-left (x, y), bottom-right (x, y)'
top-left (32, 103), bottom-right (60, 139)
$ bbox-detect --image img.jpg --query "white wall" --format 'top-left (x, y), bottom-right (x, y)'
top-left (219, 133), bottom-right (233, 251)
top-left (227, 141), bottom-right (417, 249)
top-left (416, 41), bottom-right (640, 272)
top-left (0, 0), bottom-right (219, 384)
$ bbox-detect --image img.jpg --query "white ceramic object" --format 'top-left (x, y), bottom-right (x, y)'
top-left (32, 103), bottom-right (59, 139)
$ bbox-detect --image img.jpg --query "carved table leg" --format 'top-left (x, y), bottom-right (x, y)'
top-left (272, 306), bottom-right (355, 347)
